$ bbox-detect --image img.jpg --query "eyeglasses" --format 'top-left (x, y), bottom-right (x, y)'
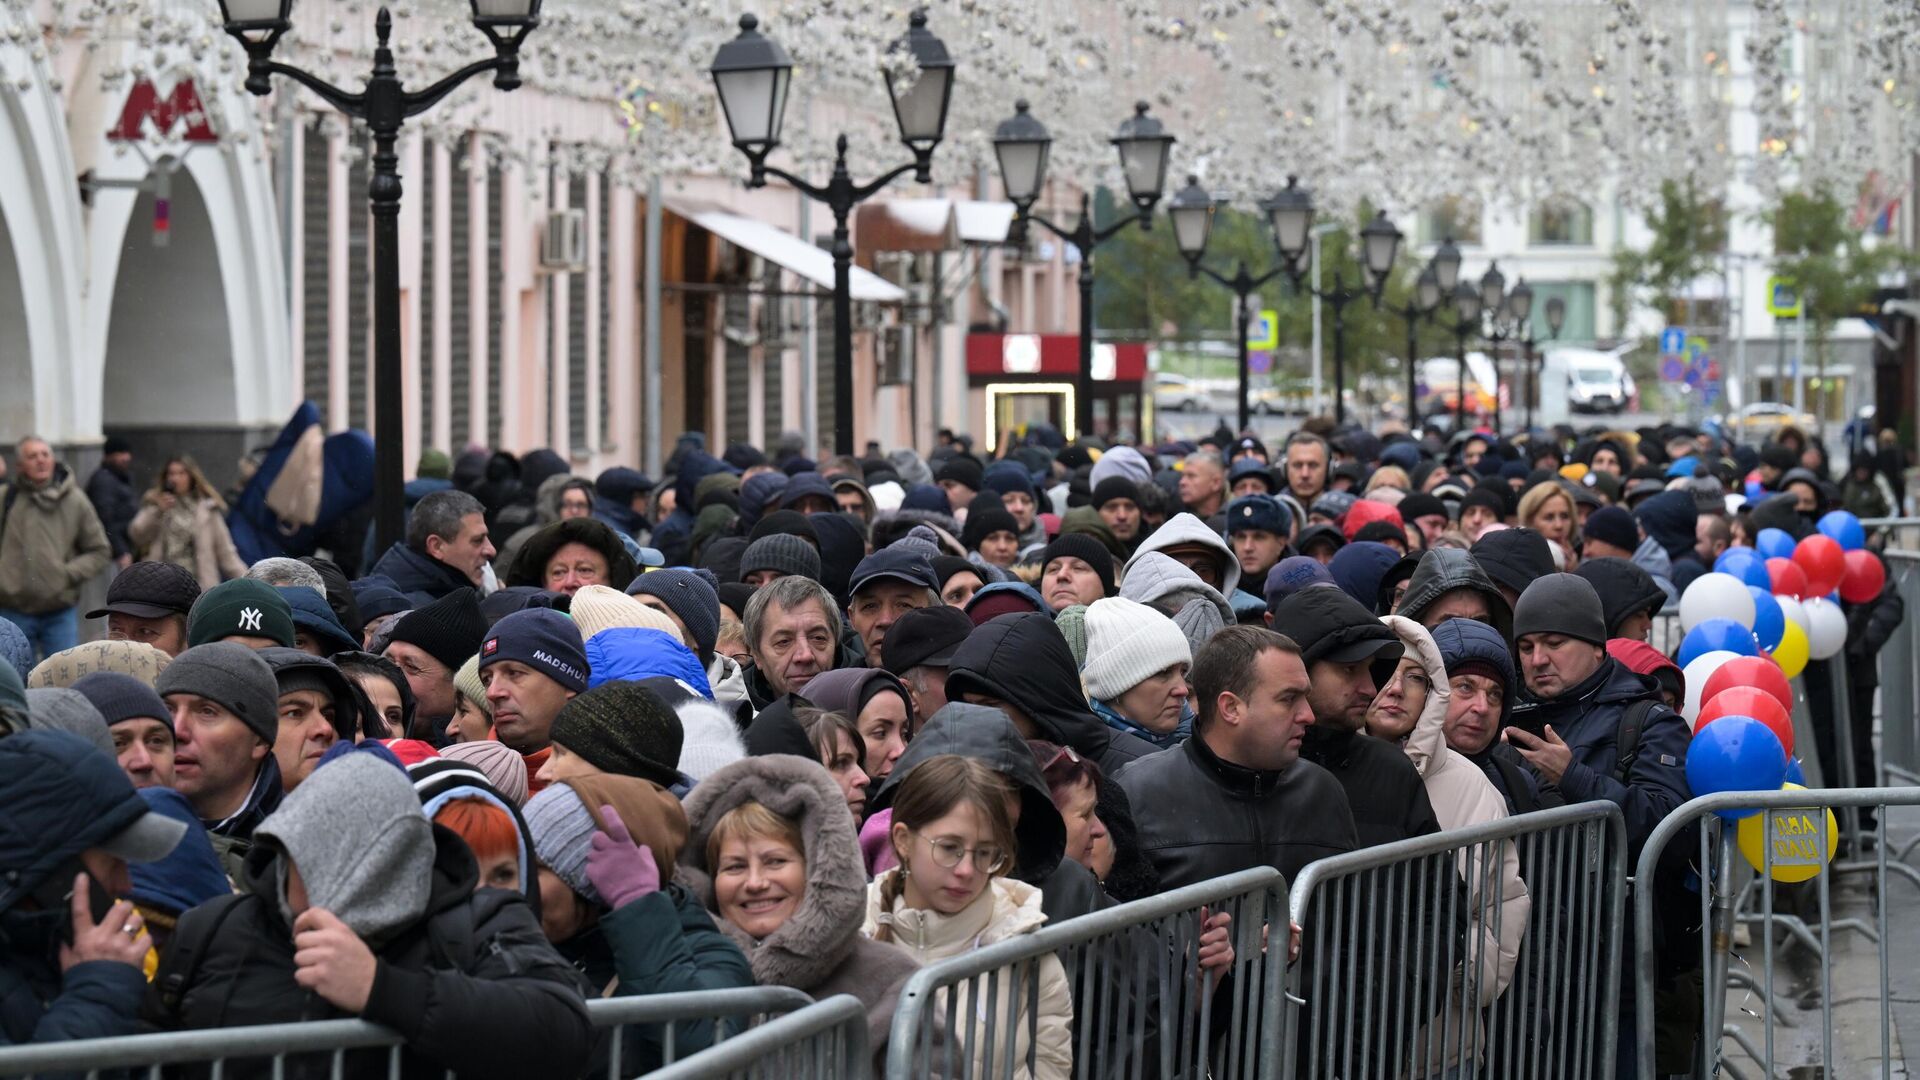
top-left (909, 831), bottom-right (1010, 875)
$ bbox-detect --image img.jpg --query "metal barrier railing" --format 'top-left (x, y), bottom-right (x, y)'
top-left (1281, 802), bottom-right (1628, 1080)
top-left (0, 986), bottom-right (813, 1079)
top-left (1632, 787), bottom-right (1920, 1080)
top-left (644, 995), bottom-right (871, 1080)
top-left (885, 865), bottom-right (1288, 1080)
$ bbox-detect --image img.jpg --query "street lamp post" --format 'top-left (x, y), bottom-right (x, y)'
top-left (1450, 281), bottom-right (1483, 431)
top-left (711, 11), bottom-right (955, 457)
top-left (1382, 265), bottom-right (1443, 435)
top-left (1524, 295), bottom-right (1568, 432)
top-left (993, 101), bottom-right (1175, 439)
top-left (217, 0), bottom-right (542, 554)
top-left (1166, 176), bottom-right (1295, 432)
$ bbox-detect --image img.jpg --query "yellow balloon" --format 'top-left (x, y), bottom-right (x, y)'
top-left (1736, 784), bottom-right (1838, 882)
top-left (1769, 620), bottom-right (1809, 679)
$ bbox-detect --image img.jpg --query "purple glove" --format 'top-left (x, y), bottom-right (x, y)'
top-left (586, 804), bottom-right (661, 909)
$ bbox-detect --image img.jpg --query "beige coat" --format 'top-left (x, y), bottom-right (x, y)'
top-left (0, 469), bottom-right (111, 613)
top-left (864, 874), bottom-right (1072, 1080)
top-left (130, 493), bottom-right (247, 590)
top-left (1382, 616), bottom-right (1531, 1075)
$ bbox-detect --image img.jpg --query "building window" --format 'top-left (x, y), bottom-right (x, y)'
top-left (1527, 281), bottom-right (1598, 343)
top-left (1529, 197), bottom-right (1594, 246)
top-left (1418, 196), bottom-right (1482, 246)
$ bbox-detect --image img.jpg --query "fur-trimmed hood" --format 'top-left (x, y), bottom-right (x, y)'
top-left (679, 755), bottom-right (869, 990)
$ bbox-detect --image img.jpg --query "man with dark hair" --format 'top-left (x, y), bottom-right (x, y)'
top-left (742, 575), bottom-right (840, 708)
top-left (369, 489), bottom-right (497, 605)
top-left (1281, 432), bottom-right (1332, 505)
top-left (1118, 625), bottom-right (1356, 887)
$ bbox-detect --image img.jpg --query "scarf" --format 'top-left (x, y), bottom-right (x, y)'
top-left (1089, 696), bottom-right (1194, 750)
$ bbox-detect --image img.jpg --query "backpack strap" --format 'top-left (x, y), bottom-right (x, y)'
top-left (1613, 699), bottom-right (1660, 783)
top-left (152, 892), bottom-right (248, 1019)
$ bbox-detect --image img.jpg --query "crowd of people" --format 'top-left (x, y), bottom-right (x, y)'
top-left (0, 414), bottom-right (1906, 1078)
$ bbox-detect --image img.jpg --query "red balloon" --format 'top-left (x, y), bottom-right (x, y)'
top-left (1700, 655), bottom-right (1793, 718)
top-left (1696, 687), bottom-right (1795, 756)
top-left (1765, 557), bottom-right (1808, 599)
top-left (1793, 535), bottom-right (1845, 597)
top-left (1840, 549), bottom-right (1887, 603)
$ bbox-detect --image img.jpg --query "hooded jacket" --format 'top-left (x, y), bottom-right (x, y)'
top-left (1633, 491), bottom-right (1706, 592)
top-left (652, 453), bottom-right (736, 567)
top-left (680, 755), bottom-right (922, 1058)
top-left (1377, 618), bottom-right (1529, 1072)
top-left (1124, 511), bottom-right (1242, 597)
top-left (943, 614), bottom-right (1159, 777)
top-left (146, 756), bottom-right (592, 1079)
top-left (798, 667), bottom-right (910, 735)
top-left (1630, 535), bottom-right (1680, 607)
top-left (1426, 619), bottom-right (1556, 816)
top-left (1508, 656), bottom-right (1691, 852)
top-left (0, 466), bottom-right (113, 614)
top-left (367, 541), bottom-right (477, 608)
top-left (1117, 553), bottom-right (1234, 655)
top-left (1393, 547), bottom-right (1514, 640)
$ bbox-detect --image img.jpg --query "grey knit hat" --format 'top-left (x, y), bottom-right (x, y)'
top-left (739, 534), bottom-right (823, 583)
top-left (625, 570), bottom-right (722, 660)
top-left (25, 688), bottom-right (115, 758)
top-left (524, 783), bottom-right (601, 904)
top-left (154, 642), bottom-right (281, 746)
top-left (71, 672), bottom-right (173, 732)
top-left (1512, 573), bottom-right (1608, 646)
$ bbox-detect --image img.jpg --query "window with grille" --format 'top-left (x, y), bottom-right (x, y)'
top-left (347, 128), bottom-right (371, 432)
top-left (1417, 195), bottom-right (1483, 246)
top-left (419, 143), bottom-right (436, 445)
top-left (300, 117), bottom-right (330, 421)
top-left (486, 161), bottom-right (504, 447)
top-left (568, 171), bottom-right (588, 456)
top-left (449, 140), bottom-right (473, 450)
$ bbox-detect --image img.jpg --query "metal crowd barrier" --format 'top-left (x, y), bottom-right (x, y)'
top-left (1632, 787), bottom-right (1920, 1080)
top-left (0, 986), bottom-right (813, 1079)
top-left (1281, 802), bottom-right (1627, 1080)
top-left (644, 995), bottom-right (870, 1080)
top-left (885, 865), bottom-right (1289, 1080)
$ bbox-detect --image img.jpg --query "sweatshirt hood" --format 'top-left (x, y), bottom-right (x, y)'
top-left (680, 755), bottom-right (868, 990)
top-left (943, 613), bottom-right (1116, 765)
top-left (1396, 547), bottom-right (1513, 640)
top-left (1379, 616), bottom-right (1451, 779)
top-left (257, 752), bottom-right (434, 942)
top-left (1118, 552), bottom-right (1234, 631)
top-left (871, 702), bottom-right (1067, 884)
top-left (1125, 512), bottom-right (1240, 597)
top-left (800, 667), bottom-right (910, 724)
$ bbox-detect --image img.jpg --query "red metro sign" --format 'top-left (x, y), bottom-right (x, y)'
top-left (108, 78), bottom-right (218, 143)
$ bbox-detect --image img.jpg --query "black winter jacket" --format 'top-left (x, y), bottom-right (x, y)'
top-left (367, 542), bottom-right (477, 608)
top-left (85, 464), bottom-right (139, 560)
top-left (943, 613), bottom-right (1159, 778)
top-left (145, 826), bottom-right (592, 1080)
top-left (1844, 561), bottom-right (1905, 689)
top-left (1298, 726), bottom-right (1442, 848)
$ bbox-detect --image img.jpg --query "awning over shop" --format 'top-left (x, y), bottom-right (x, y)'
top-left (665, 197), bottom-right (906, 303)
top-left (855, 198), bottom-right (1017, 251)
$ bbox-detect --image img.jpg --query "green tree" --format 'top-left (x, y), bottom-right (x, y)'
top-left (1608, 178), bottom-right (1728, 331)
top-left (1769, 186), bottom-right (1912, 419)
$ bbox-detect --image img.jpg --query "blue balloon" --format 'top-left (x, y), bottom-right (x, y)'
top-left (1745, 477), bottom-right (1767, 501)
top-left (1678, 618), bottom-right (1760, 667)
top-left (1687, 714), bottom-right (1788, 820)
top-left (1746, 586), bottom-right (1786, 651)
top-left (1785, 757), bottom-right (1806, 786)
top-left (1714, 549), bottom-right (1772, 591)
top-left (1817, 510), bottom-right (1866, 552)
top-left (1755, 528), bottom-right (1798, 561)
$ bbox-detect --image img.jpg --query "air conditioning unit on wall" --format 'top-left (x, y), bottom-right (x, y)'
top-left (541, 209), bottom-right (586, 272)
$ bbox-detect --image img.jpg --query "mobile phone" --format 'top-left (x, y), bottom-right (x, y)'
top-left (28, 859), bottom-right (117, 945)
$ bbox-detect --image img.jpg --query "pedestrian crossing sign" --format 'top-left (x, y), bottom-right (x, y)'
top-left (1248, 309), bottom-right (1279, 351)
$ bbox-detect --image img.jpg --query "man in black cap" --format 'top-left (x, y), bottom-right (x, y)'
top-left (934, 456), bottom-right (983, 510)
top-left (260, 649), bottom-right (362, 793)
top-left (1572, 558), bottom-right (1669, 643)
top-left (155, 641), bottom-right (284, 874)
top-left (85, 436), bottom-right (139, 569)
top-left (845, 548), bottom-right (939, 670)
top-left (89, 560), bottom-right (200, 657)
top-left (1092, 477), bottom-right (1144, 547)
top-left (1579, 505), bottom-right (1640, 561)
top-left (1274, 585), bottom-right (1439, 847)
top-left (1470, 527), bottom-right (1556, 610)
top-left (1398, 492), bottom-right (1450, 547)
top-left (881, 605), bottom-right (973, 725)
top-left (1036, 534), bottom-right (1114, 613)
top-left (381, 588), bottom-right (488, 737)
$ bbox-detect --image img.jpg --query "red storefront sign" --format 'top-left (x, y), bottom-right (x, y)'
top-left (965, 334), bottom-right (1147, 382)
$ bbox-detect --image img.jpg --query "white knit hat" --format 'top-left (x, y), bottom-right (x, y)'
top-left (569, 584), bottom-right (679, 642)
top-left (1080, 596), bottom-right (1193, 701)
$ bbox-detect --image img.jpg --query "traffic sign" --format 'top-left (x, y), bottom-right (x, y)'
top-left (1660, 357), bottom-right (1684, 381)
top-left (1660, 327), bottom-right (1686, 355)
top-left (1248, 309), bottom-right (1279, 351)
top-left (1248, 350), bottom-right (1272, 375)
top-left (1767, 277), bottom-right (1801, 318)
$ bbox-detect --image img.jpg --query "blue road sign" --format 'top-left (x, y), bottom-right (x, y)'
top-left (1248, 350), bottom-right (1272, 375)
top-left (1660, 327), bottom-right (1686, 355)
top-left (1660, 357), bottom-right (1684, 381)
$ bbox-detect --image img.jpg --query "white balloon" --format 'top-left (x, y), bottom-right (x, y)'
top-left (1804, 597), bottom-right (1848, 660)
top-left (1680, 573), bottom-right (1757, 633)
top-left (1775, 595), bottom-right (1810, 636)
top-left (1681, 650), bottom-right (1744, 724)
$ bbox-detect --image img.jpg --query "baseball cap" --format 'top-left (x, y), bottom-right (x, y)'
top-left (849, 548), bottom-right (940, 598)
top-left (87, 561), bottom-right (201, 620)
top-left (1274, 585), bottom-right (1404, 666)
top-left (880, 606), bottom-right (974, 675)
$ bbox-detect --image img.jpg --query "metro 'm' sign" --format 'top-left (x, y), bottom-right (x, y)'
top-left (108, 78), bottom-right (218, 143)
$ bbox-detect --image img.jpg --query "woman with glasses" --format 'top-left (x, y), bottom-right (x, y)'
top-left (864, 754), bottom-right (1073, 1080)
top-left (680, 754), bottom-right (921, 1067)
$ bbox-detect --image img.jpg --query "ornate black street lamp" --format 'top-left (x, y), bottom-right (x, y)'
top-left (1167, 177), bottom-right (1297, 431)
top-left (1450, 281), bottom-right (1483, 430)
top-left (218, 0), bottom-right (543, 552)
top-left (1525, 294), bottom-right (1568, 431)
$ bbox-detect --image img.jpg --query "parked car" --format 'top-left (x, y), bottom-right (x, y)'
top-left (1725, 402), bottom-right (1818, 439)
top-left (1154, 371), bottom-right (1209, 412)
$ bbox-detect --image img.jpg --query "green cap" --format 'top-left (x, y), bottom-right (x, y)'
top-left (186, 578), bottom-right (296, 649)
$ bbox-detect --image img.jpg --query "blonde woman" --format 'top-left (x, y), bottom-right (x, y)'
top-left (128, 456), bottom-right (246, 589)
top-left (1515, 482), bottom-right (1578, 568)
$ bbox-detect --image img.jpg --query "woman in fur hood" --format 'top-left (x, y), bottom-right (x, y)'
top-left (678, 754), bottom-right (921, 1061)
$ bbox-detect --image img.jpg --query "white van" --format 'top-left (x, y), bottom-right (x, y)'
top-left (1541, 348), bottom-right (1634, 416)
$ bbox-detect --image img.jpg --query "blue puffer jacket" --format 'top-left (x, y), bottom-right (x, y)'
top-left (0, 732), bottom-right (156, 1046)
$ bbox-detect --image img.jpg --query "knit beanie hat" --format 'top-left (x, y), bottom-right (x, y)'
top-left (740, 534), bottom-right (823, 583)
top-left (1398, 492), bottom-right (1447, 523)
top-left (569, 584), bottom-right (680, 642)
top-left (187, 578), bottom-right (295, 649)
top-left (624, 569), bottom-right (722, 660)
top-left (440, 740), bottom-right (527, 805)
top-left (1037, 534), bottom-right (1116, 597)
top-left (550, 680), bottom-right (683, 788)
top-left (900, 484), bottom-right (951, 515)
top-left (933, 456), bottom-right (984, 492)
top-left (480, 608), bottom-right (589, 693)
top-left (1459, 485), bottom-right (1508, 524)
top-left (1081, 597), bottom-right (1193, 700)
top-left (26, 640), bottom-right (171, 690)
top-left (1091, 476), bottom-right (1143, 510)
top-left (526, 775), bottom-right (688, 905)
top-left (982, 461), bottom-right (1038, 501)
top-left (1342, 500), bottom-right (1404, 543)
top-left (25, 688), bottom-right (116, 758)
top-left (452, 654), bottom-right (491, 717)
top-left (71, 672), bottom-right (172, 731)
top-left (962, 504), bottom-right (1021, 553)
top-left (747, 510), bottom-right (819, 547)
top-left (154, 642), bottom-right (281, 745)
top-left (1052, 604), bottom-right (1091, 668)
top-left (1512, 573), bottom-right (1608, 646)
top-left (384, 588), bottom-right (488, 672)
top-left (1581, 505), bottom-right (1637, 553)
top-left (0, 619), bottom-right (31, 685)
top-left (930, 556), bottom-right (978, 592)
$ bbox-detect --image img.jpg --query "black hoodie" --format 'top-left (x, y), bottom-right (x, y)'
top-left (942, 613), bottom-right (1158, 778)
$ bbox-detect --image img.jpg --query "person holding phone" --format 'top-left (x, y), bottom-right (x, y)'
top-left (1, 729), bottom-right (187, 1045)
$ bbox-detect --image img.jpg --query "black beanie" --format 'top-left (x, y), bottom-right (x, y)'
top-left (934, 456), bottom-right (984, 492)
top-left (962, 503), bottom-right (1021, 553)
top-left (549, 680), bottom-right (683, 787)
top-left (749, 510), bottom-right (820, 548)
top-left (1038, 534), bottom-right (1116, 597)
top-left (1459, 485), bottom-right (1508, 522)
top-left (1398, 492), bottom-right (1447, 522)
top-left (384, 588), bottom-right (489, 673)
top-left (931, 556), bottom-right (977, 589)
top-left (1092, 476), bottom-right (1142, 510)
